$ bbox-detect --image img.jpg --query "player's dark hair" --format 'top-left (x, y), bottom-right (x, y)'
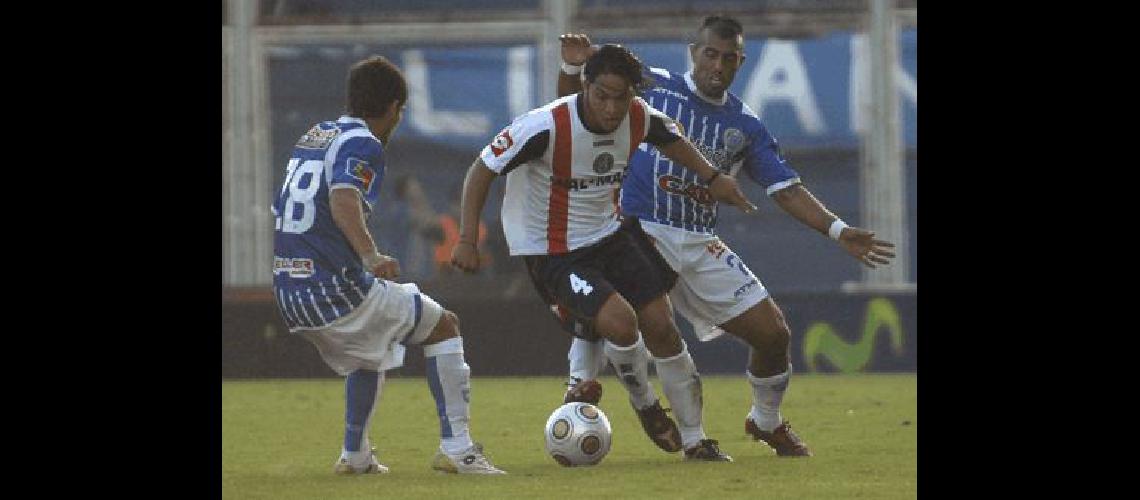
top-left (695, 15), bottom-right (744, 44)
top-left (583, 44), bottom-right (653, 93)
top-left (346, 55), bottom-right (408, 118)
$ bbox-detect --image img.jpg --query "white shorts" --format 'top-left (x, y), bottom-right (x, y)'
top-left (639, 220), bottom-right (770, 342)
top-left (299, 280), bottom-right (444, 375)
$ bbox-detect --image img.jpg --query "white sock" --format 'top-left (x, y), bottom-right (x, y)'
top-left (425, 337), bottom-right (475, 455)
top-left (567, 337), bottom-right (607, 385)
top-left (654, 342), bottom-right (706, 449)
top-left (604, 336), bottom-right (656, 410)
top-left (747, 364), bottom-right (792, 432)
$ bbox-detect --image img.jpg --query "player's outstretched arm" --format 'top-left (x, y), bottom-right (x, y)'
top-left (770, 184), bottom-right (896, 268)
top-left (330, 188), bottom-right (400, 279)
top-left (451, 158), bottom-right (498, 273)
top-left (557, 34), bottom-right (594, 97)
top-left (657, 137), bottom-right (757, 214)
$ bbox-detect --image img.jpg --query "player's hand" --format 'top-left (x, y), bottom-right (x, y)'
top-left (560, 34), bottom-right (596, 66)
top-left (363, 252), bottom-right (401, 280)
top-left (450, 241), bottom-right (481, 274)
top-left (708, 174), bottom-right (758, 214)
top-left (838, 227), bottom-right (896, 268)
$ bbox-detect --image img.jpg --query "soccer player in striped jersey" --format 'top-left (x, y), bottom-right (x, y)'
top-left (451, 44), bottom-right (755, 460)
top-left (271, 55), bottom-right (504, 475)
top-left (555, 17), bottom-right (897, 458)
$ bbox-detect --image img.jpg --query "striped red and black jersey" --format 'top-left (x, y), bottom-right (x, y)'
top-left (480, 93), bottom-right (680, 256)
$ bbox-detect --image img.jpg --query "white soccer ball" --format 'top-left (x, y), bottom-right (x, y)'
top-left (544, 402), bottom-right (612, 466)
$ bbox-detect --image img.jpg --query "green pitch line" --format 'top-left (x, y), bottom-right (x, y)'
top-left (223, 374), bottom-right (917, 500)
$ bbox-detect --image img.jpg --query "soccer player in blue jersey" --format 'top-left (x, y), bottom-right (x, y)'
top-left (554, 17), bottom-right (896, 458)
top-left (270, 55), bottom-right (505, 475)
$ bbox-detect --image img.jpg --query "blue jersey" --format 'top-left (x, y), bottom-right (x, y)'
top-left (271, 116), bottom-right (386, 331)
top-left (621, 68), bottom-right (802, 234)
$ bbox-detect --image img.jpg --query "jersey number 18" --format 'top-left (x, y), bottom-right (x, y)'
top-left (275, 158), bottom-right (323, 234)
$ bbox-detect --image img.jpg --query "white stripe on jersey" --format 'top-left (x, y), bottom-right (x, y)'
top-left (286, 289), bottom-right (308, 327)
top-left (330, 274), bottom-right (351, 308)
top-left (308, 288), bottom-right (330, 325)
top-left (648, 95), bottom-right (660, 224)
top-left (277, 288), bottom-right (298, 326)
top-left (690, 115), bottom-right (710, 231)
top-left (344, 271), bottom-right (368, 303)
top-left (294, 290), bottom-right (317, 327)
top-left (701, 121), bottom-right (722, 231)
top-left (682, 105), bottom-right (695, 227)
top-left (766, 177), bottom-right (803, 195)
top-left (319, 280), bottom-right (343, 317)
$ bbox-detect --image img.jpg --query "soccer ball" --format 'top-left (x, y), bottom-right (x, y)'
top-left (543, 402), bottom-right (612, 466)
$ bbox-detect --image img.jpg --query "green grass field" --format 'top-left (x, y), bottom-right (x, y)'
top-left (222, 374), bottom-right (916, 499)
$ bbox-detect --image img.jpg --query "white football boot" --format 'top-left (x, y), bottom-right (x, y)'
top-left (334, 447), bottom-right (389, 474)
top-left (430, 443), bottom-right (506, 474)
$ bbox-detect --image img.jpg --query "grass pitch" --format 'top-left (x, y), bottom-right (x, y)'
top-left (222, 374), bottom-right (916, 499)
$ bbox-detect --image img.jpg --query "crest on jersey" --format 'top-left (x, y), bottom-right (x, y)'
top-left (346, 157), bottom-right (375, 192)
top-left (297, 125), bottom-right (339, 149)
top-left (723, 128), bottom-right (745, 153)
top-left (490, 129), bottom-right (514, 157)
top-left (593, 152), bottom-right (614, 174)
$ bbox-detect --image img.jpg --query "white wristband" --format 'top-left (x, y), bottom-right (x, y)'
top-left (828, 219), bottom-right (848, 240)
top-left (561, 61), bottom-right (583, 75)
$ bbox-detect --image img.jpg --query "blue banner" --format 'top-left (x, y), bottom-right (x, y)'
top-left (268, 29), bottom-right (916, 154)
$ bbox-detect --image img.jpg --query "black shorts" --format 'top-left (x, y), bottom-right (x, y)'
top-left (526, 218), bottom-right (677, 341)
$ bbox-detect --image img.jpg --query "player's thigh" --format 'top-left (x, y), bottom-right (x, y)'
top-left (687, 239), bottom-right (769, 322)
top-left (602, 229), bottom-right (673, 315)
top-left (621, 218), bottom-right (680, 288)
top-left (310, 281), bottom-right (439, 373)
top-left (526, 254), bottom-right (624, 336)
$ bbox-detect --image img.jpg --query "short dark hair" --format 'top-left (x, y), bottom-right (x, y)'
top-left (346, 55), bottom-right (408, 118)
top-left (695, 15), bottom-right (744, 44)
top-left (583, 44), bottom-right (653, 93)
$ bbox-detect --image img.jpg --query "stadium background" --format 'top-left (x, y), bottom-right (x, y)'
top-left (222, 0), bottom-right (917, 378)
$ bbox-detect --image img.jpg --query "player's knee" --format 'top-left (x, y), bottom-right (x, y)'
top-left (636, 307), bottom-right (670, 338)
top-left (754, 322), bottom-right (790, 351)
top-left (594, 296), bottom-right (638, 346)
top-left (423, 310), bottom-right (461, 345)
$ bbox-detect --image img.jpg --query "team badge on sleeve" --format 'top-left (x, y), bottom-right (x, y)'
top-left (723, 128), bottom-right (745, 153)
top-left (346, 157), bottom-right (375, 192)
top-left (490, 129), bottom-right (514, 157)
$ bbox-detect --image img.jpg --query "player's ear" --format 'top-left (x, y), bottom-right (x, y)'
top-left (385, 100), bottom-right (401, 119)
top-left (688, 43), bottom-right (698, 61)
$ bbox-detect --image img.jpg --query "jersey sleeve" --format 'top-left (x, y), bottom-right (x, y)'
top-left (479, 110), bottom-right (552, 175)
top-left (740, 104), bottom-right (801, 195)
top-left (329, 135), bottom-right (386, 210)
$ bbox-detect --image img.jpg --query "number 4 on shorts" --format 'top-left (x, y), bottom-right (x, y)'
top-left (569, 273), bottom-right (593, 295)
